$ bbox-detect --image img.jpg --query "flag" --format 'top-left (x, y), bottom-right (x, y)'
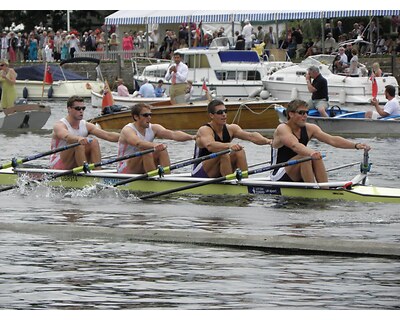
top-left (370, 73), bottom-right (378, 99)
top-left (102, 80), bottom-right (114, 109)
top-left (44, 65), bottom-right (53, 84)
top-left (202, 80), bottom-right (208, 92)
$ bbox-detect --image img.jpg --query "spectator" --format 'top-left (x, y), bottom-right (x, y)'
top-left (138, 79), bottom-right (155, 98)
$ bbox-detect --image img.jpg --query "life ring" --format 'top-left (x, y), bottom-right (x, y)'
top-left (23, 87), bottom-right (28, 99)
top-left (47, 85), bottom-right (53, 98)
top-left (86, 83), bottom-right (92, 90)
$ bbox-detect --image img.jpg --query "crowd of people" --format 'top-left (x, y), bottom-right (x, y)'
top-left (2, 17), bottom-right (400, 64)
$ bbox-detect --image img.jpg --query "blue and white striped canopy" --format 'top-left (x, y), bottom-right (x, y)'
top-left (105, 10), bottom-right (400, 25)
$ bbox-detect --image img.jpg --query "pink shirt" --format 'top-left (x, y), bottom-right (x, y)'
top-left (117, 84), bottom-right (130, 97)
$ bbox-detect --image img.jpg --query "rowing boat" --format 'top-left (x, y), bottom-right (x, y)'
top-left (1, 167), bottom-right (399, 203)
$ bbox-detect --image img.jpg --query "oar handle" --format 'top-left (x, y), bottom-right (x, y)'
top-left (140, 155), bottom-right (314, 200)
top-left (51, 148), bottom-right (156, 179)
top-left (0, 141), bottom-right (83, 170)
top-left (113, 149), bottom-right (231, 187)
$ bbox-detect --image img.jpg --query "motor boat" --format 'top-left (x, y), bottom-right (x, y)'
top-left (262, 54), bottom-right (399, 108)
top-left (134, 37), bottom-right (293, 99)
top-left (15, 57), bottom-right (105, 100)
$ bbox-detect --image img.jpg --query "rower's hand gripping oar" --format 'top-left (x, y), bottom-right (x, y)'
top-left (140, 156), bottom-right (314, 200)
top-left (0, 141), bottom-right (83, 170)
top-left (0, 148), bottom-right (156, 193)
top-left (113, 148), bottom-right (231, 188)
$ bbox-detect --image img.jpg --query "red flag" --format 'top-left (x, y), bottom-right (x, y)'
top-left (102, 80), bottom-right (115, 109)
top-left (202, 80), bottom-right (208, 92)
top-left (44, 66), bottom-right (53, 84)
top-left (370, 73), bottom-right (378, 99)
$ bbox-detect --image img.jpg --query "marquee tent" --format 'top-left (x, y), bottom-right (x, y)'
top-left (105, 10), bottom-right (400, 25)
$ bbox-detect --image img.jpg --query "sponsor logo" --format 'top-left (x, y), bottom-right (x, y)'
top-left (248, 186), bottom-right (282, 195)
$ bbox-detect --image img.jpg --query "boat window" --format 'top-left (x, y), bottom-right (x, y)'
top-left (215, 71), bottom-right (226, 80)
top-left (186, 54), bottom-right (210, 68)
top-left (248, 71), bottom-right (261, 80)
top-left (237, 71), bottom-right (246, 80)
top-left (227, 71), bottom-right (237, 80)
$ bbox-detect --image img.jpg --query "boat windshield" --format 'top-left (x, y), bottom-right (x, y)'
top-left (298, 55), bottom-right (335, 68)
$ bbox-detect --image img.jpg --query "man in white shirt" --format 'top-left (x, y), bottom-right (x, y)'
top-left (242, 19), bottom-right (253, 50)
top-left (366, 85), bottom-right (400, 119)
top-left (165, 52), bottom-right (188, 104)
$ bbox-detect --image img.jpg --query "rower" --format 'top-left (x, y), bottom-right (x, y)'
top-left (50, 95), bottom-right (120, 170)
top-left (117, 103), bottom-right (195, 174)
top-left (271, 99), bottom-right (371, 183)
top-left (192, 99), bottom-right (272, 178)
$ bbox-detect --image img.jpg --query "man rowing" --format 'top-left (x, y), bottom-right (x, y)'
top-left (271, 99), bottom-right (370, 183)
top-left (192, 99), bottom-right (272, 178)
top-left (50, 95), bottom-right (120, 170)
top-left (117, 103), bottom-right (195, 174)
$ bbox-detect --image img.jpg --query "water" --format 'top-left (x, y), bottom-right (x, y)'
top-left (0, 101), bottom-right (399, 309)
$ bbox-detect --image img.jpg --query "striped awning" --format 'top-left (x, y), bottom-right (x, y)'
top-left (105, 10), bottom-right (400, 25)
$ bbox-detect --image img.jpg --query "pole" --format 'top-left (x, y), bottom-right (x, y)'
top-left (67, 10), bottom-right (70, 32)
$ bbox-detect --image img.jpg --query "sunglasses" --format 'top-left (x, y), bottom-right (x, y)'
top-left (72, 106), bottom-right (86, 111)
top-left (140, 113), bottom-right (152, 117)
top-left (294, 110), bottom-right (308, 116)
top-left (0, 64), bottom-right (4, 67)
top-left (213, 109), bottom-right (228, 115)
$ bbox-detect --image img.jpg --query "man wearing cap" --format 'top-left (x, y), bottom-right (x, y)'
top-left (366, 85), bottom-right (400, 119)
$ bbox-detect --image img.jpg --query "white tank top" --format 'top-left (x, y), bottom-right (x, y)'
top-left (49, 118), bottom-right (88, 167)
top-left (117, 123), bottom-right (155, 173)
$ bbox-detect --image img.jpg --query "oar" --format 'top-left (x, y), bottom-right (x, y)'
top-left (326, 161), bottom-right (360, 173)
top-left (113, 149), bottom-right (231, 187)
top-left (140, 156), bottom-right (313, 200)
top-left (0, 142), bottom-right (82, 170)
top-left (0, 148), bottom-right (156, 193)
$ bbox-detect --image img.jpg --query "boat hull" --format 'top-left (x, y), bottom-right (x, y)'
top-left (89, 99), bottom-right (284, 131)
top-left (90, 90), bottom-right (170, 108)
top-left (15, 80), bottom-right (104, 100)
top-left (2, 168), bottom-right (400, 203)
top-left (0, 104), bottom-right (51, 130)
top-left (307, 116), bottom-right (400, 136)
top-left (274, 105), bottom-right (400, 137)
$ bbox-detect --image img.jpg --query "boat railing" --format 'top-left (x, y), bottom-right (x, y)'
top-left (74, 49), bottom-right (147, 61)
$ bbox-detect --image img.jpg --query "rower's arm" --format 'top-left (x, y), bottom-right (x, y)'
top-left (87, 122), bottom-right (120, 142)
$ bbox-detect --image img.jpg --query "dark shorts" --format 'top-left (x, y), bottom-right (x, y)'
top-left (191, 163), bottom-right (209, 178)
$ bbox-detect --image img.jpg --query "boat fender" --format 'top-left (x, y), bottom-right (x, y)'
top-left (248, 87), bottom-right (263, 98)
top-left (23, 87), bottom-right (28, 99)
top-left (47, 86), bottom-right (53, 98)
top-left (290, 87), bottom-right (298, 100)
top-left (260, 90), bottom-right (270, 100)
top-left (339, 89), bottom-right (346, 105)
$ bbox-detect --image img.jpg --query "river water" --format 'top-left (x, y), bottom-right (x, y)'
top-left (0, 101), bottom-right (399, 310)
